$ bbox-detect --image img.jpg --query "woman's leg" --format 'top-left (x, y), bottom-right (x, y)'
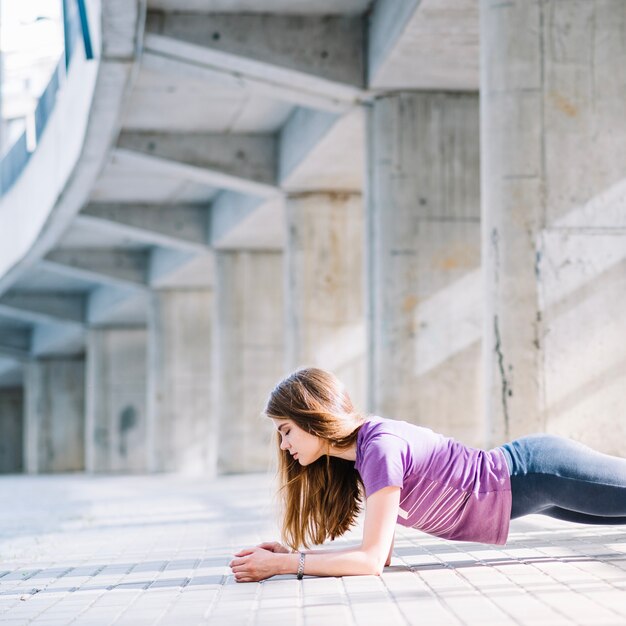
top-left (499, 434), bottom-right (626, 522)
top-left (540, 506), bottom-right (626, 525)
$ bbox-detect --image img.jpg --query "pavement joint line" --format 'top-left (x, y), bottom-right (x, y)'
top-left (2, 475), bottom-right (626, 625)
top-left (337, 575), bottom-right (359, 626)
top-left (404, 564), bottom-right (464, 624)
top-left (413, 548), bottom-right (558, 625)
top-left (511, 543), bottom-right (626, 624)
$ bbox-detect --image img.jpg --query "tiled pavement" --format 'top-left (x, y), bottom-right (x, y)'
top-left (1, 473), bottom-right (626, 625)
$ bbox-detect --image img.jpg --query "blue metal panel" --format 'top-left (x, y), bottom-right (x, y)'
top-left (0, 0), bottom-right (95, 196)
top-left (63, 0), bottom-right (81, 67)
top-left (0, 133), bottom-right (31, 196)
top-left (35, 61), bottom-right (63, 142)
top-left (76, 0), bottom-right (94, 60)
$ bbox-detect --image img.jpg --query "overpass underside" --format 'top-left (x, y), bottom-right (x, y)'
top-left (0, 0), bottom-right (625, 475)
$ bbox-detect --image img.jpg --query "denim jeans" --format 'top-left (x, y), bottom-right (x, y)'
top-left (498, 434), bottom-right (626, 524)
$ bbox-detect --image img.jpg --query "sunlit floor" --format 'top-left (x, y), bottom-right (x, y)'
top-left (1, 473), bottom-right (625, 625)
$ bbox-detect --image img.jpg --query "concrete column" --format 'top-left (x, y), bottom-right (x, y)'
top-left (0, 388), bottom-right (24, 473)
top-left (481, 1), bottom-right (626, 452)
top-left (215, 251), bottom-right (284, 473)
top-left (366, 93), bottom-right (482, 444)
top-left (147, 289), bottom-right (214, 475)
top-left (86, 328), bottom-right (147, 473)
top-left (24, 358), bottom-right (85, 473)
top-left (285, 192), bottom-right (366, 411)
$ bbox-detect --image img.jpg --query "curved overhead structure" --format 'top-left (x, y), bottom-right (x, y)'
top-left (0, 0), bottom-right (479, 379)
top-left (0, 0), bottom-right (146, 379)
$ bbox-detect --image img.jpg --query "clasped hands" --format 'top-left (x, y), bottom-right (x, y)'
top-left (229, 541), bottom-right (291, 583)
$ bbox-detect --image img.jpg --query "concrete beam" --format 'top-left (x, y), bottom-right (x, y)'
top-left (0, 347), bottom-right (29, 364)
top-left (42, 249), bottom-right (149, 291)
top-left (144, 12), bottom-right (366, 112)
top-left (77, 203), bottom-right (210, 253)
top-left (149, 249), bottom-right (197, 288)
top-left (369, 0), bottom-right (479, 91)
top-left (0, 291), bottom-right (85, 326)
top-left (367, 0), bottom-right (421, 85)
top-left (368, 0), bottom-right (421, 85)
top-left (278, 107), bottom-right (341, 186)
top-left (116, 132), bottom-right (279, 198)
top-left (0, 328), bottom-right (31, 363)
top-left (208, 110), bottom-right (343, 245)
top-left (0, 360), bottom-right (22, 388)
top-left (31, 324), bottom-right (86, 358)
top-left (88, 286), bottom-right (149, 327)
top-left (209, 192), bottom-right (265, 247)
top-left (0, 328), bottom-right (31, 352)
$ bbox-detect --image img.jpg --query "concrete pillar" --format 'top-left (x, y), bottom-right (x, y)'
top-left (0, 388), bottom-right (24, 473)
top-left (24, 358), bottom-right (85, 473)
top-left (86, 328), bottom-right (148, 473)
top-left (366, 93), bottom-right (482, 444)
top-left (215, 251), bottom-right (284, 473)
top-left (147, 289), bottom-right (214, 475)
top-left (285, 192), bottom-right (366, 411)
top-left (481, 1), bottom-right (626, 452)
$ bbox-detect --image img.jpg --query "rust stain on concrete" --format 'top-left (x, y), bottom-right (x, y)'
top-left (439, 255), bottom-right (463, 270)
top-left (403, 294), bottom-right (418, 313)
top-left (435, 246), bottom-right (476, 271)
top-left (550, 91), bottom-right (577, 117)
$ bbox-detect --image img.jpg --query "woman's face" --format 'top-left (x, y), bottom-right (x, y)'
top-left (272, 418), bottom-right (326, 466)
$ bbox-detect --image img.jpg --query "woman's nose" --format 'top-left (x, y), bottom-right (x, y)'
top-left (280, 438), bottom-right (289, 450)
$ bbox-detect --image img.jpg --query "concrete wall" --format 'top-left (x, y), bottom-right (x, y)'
top-left (147, 289), bottom-right (215, 475)
top-left (214, 251), bottom-right (285, 473)
top-left (0, 388), bottom-right (23, 473)
top-left (86, 328), bottom-right (148, 472)
top-left (367, 92), bottom-right (483, 445)
top-left (481, 0), bottom-right (626, 453)
top-left (285, 192), bottom-right (366, 412)
top-left (24, 358), bottom-right (85, 473)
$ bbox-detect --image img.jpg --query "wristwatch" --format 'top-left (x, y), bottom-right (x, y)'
top-left (297, 552), bottom-right (305, 580)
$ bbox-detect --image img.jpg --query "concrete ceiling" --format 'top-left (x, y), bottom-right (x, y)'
top-left (0, 0), bottom-right (480, 384)
top-left (121, 65), bottom-right (293, 132)
top-left (90, 149), bottom-right (221, 204)
top-left (147, 0), bottom-right (374, 14)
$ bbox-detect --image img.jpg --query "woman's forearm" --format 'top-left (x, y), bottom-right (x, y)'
top-left (301, 544), bottom-right (358, 556)
top-left (278, 549), bottom-right (381, 577)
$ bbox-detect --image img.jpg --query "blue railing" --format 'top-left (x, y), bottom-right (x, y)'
top-left (0, 0), bottom-right (93, 196)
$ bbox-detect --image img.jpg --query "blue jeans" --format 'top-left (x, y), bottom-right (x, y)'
top-left (498, 434), bottom-right (626, 524)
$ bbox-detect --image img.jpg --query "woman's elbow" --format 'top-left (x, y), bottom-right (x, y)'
top-left (365, 554), bottom-right (386, 576)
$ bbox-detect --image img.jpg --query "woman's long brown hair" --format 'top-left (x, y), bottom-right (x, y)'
top-left (264, 368), bottom-right (365, 551)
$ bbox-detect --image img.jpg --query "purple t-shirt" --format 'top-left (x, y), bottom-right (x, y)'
top-left (355, 416), bottom-right (512, 545)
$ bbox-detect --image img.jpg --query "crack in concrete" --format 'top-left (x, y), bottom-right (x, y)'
top-left (493, 314), bottom-right (510, 440)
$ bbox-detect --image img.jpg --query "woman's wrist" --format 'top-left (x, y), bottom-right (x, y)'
top-left (278, 551), bottom-right (300, 575)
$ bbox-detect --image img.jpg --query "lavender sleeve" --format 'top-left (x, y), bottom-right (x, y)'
top-left (358, 433), bottom-right (407, 497)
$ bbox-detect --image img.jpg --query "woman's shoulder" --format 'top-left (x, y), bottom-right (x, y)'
top-left (360, 415), bottom-right (416, 438)
top-left (358, 415), bottom-right (442, 455)
top-left (356, 416), bottom-right (411, 459)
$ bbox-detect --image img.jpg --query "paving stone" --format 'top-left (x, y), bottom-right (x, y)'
top-left (1, 474), bottom-right (626, 625)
